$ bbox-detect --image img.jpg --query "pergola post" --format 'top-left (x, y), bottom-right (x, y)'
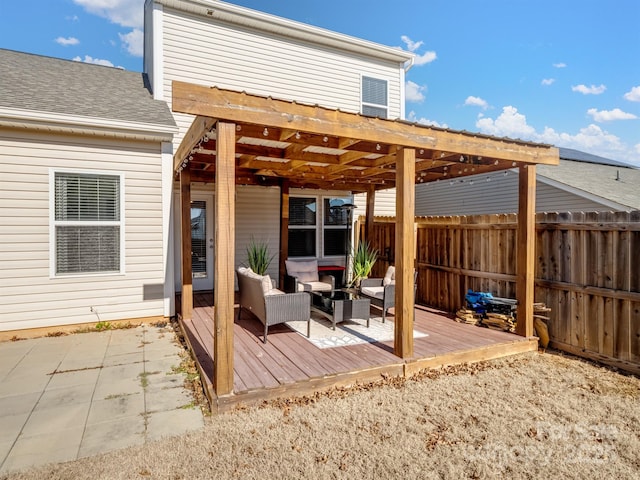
top-left (394, 147), bottom-right (415, 358)
top-left (213, 121), bottom-right (236, 395)
top-left (516, 164), bottom-right (536, 337)
top-left (279, 179), bottom-right (290, 288)
top-left (365, 185), bottom-right (375, 245)
top-left (179, 169), bottom-right (192, 320)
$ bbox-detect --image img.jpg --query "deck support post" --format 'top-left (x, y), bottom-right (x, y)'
top-left (394, 147), bottom-right (415, 359)
top-left (179, 168), bottom-right (192, 321)
top-left (279, 179), bottom-right (290, 288)
top-left (516, 164), bottom-right (536, 337)
top-left (365, 185), bottom-right (376, 246)
top-left (213, 121), bottom-right (236, 395)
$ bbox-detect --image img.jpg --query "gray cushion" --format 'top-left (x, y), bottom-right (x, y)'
top-left (361, 285), bottom-right (385, 299)
top-left (383, 266), bottom-right (395, 286)
top-left (297, 281), bottom-right (333, 292)
top-left (285, 259), bottom-right (319, 283)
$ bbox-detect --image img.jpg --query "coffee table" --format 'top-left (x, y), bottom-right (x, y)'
top-left (310, 289), bottom-right (371, 330)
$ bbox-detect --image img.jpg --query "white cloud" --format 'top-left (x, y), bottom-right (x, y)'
top-left (464, 96), bottom-right (489, 110)
top-left (73, 55), bottom-right (115, 67)
top-left (407, 111), bottom-right (448, 129)
top-left (572, 84), bottom-right (606, 95)
top-left (405, 81), bottom-right (426, 103)
top-left (541, 78), bottom-right (555, 86)
top-left (587, 108), bottom-right (637, 122)
top-left (475, 106), bottom-right (640, 166)
top-left (624, 86), bottom-right (640, 102)
top-left (476, 106), bottom-right (536, 138)
top-left (72, 0), bottom-right (143, 29)
top-left (400, 35), bottom-right (437, 66)
top-left (401, 35), bottom-right (423, 52)
top-left (55, 36), bottom-right (79, 46)
top-left (413, 50), bottom-right (437, 66)
top-left (553, 62), bottom-right (567, 68)
top-left (119, 28), bottom-right (143, 57)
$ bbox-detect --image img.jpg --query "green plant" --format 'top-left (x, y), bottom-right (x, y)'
top-left (351, 241), bottom-right (378, 287)
top-left (95, 321), bottom-right (112, 331)
top-left (245, 237), bottom-right (275, 275)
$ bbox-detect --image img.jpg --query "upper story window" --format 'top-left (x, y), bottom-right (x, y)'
top-left (361, 76), bottom-right (388, 118)
top-left (51, 171), bottom-right (124, 276)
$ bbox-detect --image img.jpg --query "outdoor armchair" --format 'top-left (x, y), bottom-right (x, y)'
top-left (236, 267), bottom-right (310, 343)
top-left (359, 266), bottom-right (417, 322)
top-left (284, 259), bottom-right (334, 293)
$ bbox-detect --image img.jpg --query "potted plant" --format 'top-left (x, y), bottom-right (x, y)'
top-left (350, 240), bottom-right (378, 288)
top-left (245, 237), bottom-right (274, 276)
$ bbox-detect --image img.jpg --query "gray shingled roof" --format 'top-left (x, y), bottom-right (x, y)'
top-left (559, 147), bottom-right (635, 168)
top-left (538, 158), bottom-right (640, 210)
top-left (0, 49), bottom-right (175, 128)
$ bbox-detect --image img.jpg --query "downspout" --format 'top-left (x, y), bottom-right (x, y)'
top-left (399, 55), bottom-right (415, 120)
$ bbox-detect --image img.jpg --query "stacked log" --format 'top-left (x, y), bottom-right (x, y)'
top-left (455, 308), bottom-right (482, 325)
top-left (482, 313), bottom-right (516, 332)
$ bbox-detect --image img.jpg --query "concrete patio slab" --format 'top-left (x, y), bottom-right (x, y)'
top-left (0, 324), bottom-right (206, 476)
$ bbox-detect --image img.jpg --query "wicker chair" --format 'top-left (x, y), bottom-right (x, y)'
top-left (236, 267), bottom-right (310, 343)
top-left (283, 259), bottom-right (334, 293)
top-left (359, 266), bottom-right (417, 322)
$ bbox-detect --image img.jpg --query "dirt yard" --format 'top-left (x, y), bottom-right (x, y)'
top-left (3, 351), bottom-right (639, 480)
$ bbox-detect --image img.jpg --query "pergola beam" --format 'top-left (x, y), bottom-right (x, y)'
top-left (173, 81), bottom-right (559, 166)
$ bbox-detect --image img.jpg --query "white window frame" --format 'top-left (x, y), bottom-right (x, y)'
top-left (49, 168), bottom-right (126, 278)
top-left (288, 194), bottom-right (351, 260)
top-left (361, 75), bottom-right (388, 119)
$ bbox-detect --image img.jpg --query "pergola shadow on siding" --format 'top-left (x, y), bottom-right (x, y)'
top-left (171, 80), bottom-right (559, 397)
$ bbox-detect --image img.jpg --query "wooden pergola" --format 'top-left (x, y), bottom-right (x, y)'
top-left (171, 80), bottom-right (559, 397)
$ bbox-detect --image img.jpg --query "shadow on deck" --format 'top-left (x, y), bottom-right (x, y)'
top-left (177, 292), bottom-right (537, 413)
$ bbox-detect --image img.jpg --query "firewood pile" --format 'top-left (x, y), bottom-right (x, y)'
top-left (458, 290), bottom-right (551, 334)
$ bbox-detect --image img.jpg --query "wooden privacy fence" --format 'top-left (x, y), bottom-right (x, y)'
top-left (356, 211), bottom-right (640, 373)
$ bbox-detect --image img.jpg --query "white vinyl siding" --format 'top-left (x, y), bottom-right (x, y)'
top-left (414, 170), bottom-right (616, 216)
top-left (353, 188), bottom-right (398, 217)
top-left (160, 7), bottom-right (404, 150)
top-left (173, 185), bottom-right (282, 290)
top-left (0, 130), bottom-right (165, 331)
top-left (51, 170), bottom-right (124, 276)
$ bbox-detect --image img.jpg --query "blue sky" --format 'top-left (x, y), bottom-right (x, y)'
top-left (2, 0), bottom-right (639, 166)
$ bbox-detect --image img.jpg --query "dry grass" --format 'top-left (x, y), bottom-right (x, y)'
top-left (3, 351), bottom-right (639, 480)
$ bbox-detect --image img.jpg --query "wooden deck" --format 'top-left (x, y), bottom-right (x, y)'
top-left (179, 292), bottom-right (537, 412)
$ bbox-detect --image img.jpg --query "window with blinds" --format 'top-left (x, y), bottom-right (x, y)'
top-left (362, 76), bottom-right (388, 119)
top-left (53, 172), bottom-right (123, 275)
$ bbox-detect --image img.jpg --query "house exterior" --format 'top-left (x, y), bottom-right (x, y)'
top-left (0, 0), bottom-right (413, 333)
top-left (144, 0), bottom-right (414, 304)
top-left (415, 147), bottom-right (640, 216)
top-left (0, 49), bottom-right (176, 334)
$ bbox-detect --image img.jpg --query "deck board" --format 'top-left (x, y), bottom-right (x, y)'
top-left (179, 292), bottom-right (536, 411)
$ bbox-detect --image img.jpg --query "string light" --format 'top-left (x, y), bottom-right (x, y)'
top-left (295, 131), bottom-right (301, 140)
top-left (263, 128), bottom-right (269, 136)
